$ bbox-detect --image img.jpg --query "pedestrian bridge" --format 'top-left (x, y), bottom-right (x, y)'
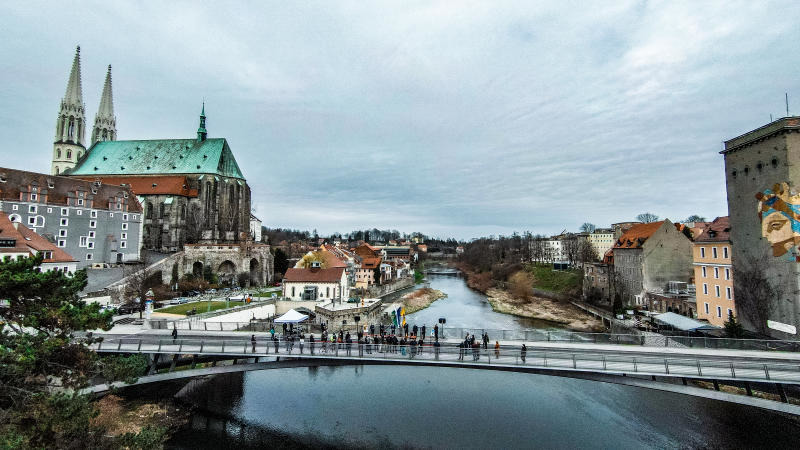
top-left (90, 334), bottom-right (800, 412)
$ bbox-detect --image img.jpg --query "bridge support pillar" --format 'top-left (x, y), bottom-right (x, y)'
top-left (169, 354), bottom-right (178, 373)
top-left (776, 383), bottom-right (788, 403)
top-left (713, 380), bottom-right (720, 391)
top-left (745, 382), bottom-right (753, 396)
top-left (147, 354), bottom-right (160, 375)
top-left (682, 378), bottom-right (687, 386)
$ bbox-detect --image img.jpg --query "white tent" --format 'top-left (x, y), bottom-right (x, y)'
top-left (229, 294), bottom-right (246, 301)
top-left (274, 308), bottom-right (309, 324)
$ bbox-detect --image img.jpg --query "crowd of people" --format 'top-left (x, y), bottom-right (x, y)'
top-left (234, 323), bottom-right (529, 363)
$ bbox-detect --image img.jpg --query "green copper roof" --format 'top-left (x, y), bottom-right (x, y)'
top-left (70, 138), bottom-right (245, 179)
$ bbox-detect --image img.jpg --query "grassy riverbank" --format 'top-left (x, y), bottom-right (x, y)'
top-left (402, 288), bottom-right (447, 314)
top-left (156, 300), bottom-right (245, 315)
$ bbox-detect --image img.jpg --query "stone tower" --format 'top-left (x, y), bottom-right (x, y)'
top-left (91, 65), bottom-right (117, 147)
top-left (52, 46), bottom-right (87, 176)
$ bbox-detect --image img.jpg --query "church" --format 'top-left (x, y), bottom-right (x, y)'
top-left (54, 47), bottom-right (253, 253)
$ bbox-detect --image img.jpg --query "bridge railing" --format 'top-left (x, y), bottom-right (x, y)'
top-left (92, 337), bottom-right (800, 385)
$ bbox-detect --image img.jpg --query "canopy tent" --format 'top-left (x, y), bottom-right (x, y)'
top-left (274, 309), bottom-right (309, 324)
top-left (653, 312), bottom-right (719, 331)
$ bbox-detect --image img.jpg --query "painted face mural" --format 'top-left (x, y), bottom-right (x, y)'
top-left (756, 182), bottom-right (800, 261)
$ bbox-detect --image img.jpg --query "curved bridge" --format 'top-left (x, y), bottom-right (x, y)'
top-left (90, 335), bottom-right (800, 414)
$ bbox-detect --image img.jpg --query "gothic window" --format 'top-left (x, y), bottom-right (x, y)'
top-left (57, 149), bottom-right (62, 158)
top-left (68, 118), bottom-right (75, 139)
top-left (181, 204), bottom-right (186, 220)
top-left (102, 129), bottom-right (107, 140)
top-left (67, 150), bottom-right (72, 159)
top-left (159, 203), bottom-right (166, 219)
top-left (146, 202), bottom-right (153, 219)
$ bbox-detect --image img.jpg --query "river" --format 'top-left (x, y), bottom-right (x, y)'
top-left (165, 275), bottom-right (800, 449)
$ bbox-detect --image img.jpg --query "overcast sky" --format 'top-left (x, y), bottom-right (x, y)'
top-left (1, 1), bottom-right (798, 239)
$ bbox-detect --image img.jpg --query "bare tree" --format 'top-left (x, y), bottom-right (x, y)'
top-left (685, 215), bottom-right (706, 223)
top-left (121, 254), bottom-right (157, 319)
top-left (636, 212), bottom-right (659, 223)
top-left (580, 223), bottom-right (596, 233)
top-left (184, 203), bottom-right (205, 244)
top-left (735, 255), bottom-right (779, 334)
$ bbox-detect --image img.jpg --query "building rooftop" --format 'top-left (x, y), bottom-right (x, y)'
top-left (722, 116), bottom-right (800, 154)
top-left (284, 267), bottom-right (345, 283)
top-left (69, 138), bottom-right (245, 179)
top-left (0, 212), bottom-right (77, 263)
top-left (692, 216), bottom-right (731, 243)
top-left (73, 175), bottom-right (199, 197)
top-left (0, 167), bottom-right (142, 212)
top-left (613, 221), bottom-right (664, 249)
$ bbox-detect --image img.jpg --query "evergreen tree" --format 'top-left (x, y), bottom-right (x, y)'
top-left (723, 310), bottom-right (745, 338)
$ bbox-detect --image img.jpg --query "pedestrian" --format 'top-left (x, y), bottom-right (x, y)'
top-left (358, 336), bottom-right (364, 356)
top-left (370, 324), bottom-right (375, 336)
top-left (330, 332), bottom-right (336, 353)
top-left (494, 341), bottom-right (500, 359)
top-left (434, 340), bottom-right (441, 360)
top-left (310, 334), bottom-right (315, 355)
top-left (273, 335), bottom-right (279, 353)
top-left (345, 332), bottom-right (352, 356)
top-left (483, 332), bottom-right (489, 350)
top-left (413, 324), bottom-right (418, 337)
top-left (251, 334), bottom-right (257, 353)
top-left (282, 323), bottom-right (287, 335)
top-left (434, 324), bottom-right (439, 341)
top-left (521, 344), bottom-right (527, 363)
top-left (299, 334), bottom-right (305, 354)
top-left (285, 334), bottom-right (292, 352)
top-left (366, 336), bottom-right (372, 354)
top-left (421, 325), bottom-right (426, 339)
top-left (171, 326), bottom-right (178, 342)
top-left (270, 325), bottom-right (275, 339)
top-left (391, 324), bottom-right (395, 335)
top-left (418, 338), bottom-right (424, 355)
top-left (410, 338), bottom-right (417, 358)
top-left (458, 342), bottom-right (464, 361)
top-left (473, 341), bottom-right (480, 361)
top-left (400, 337), bottom-right (407, 356)
top-left (404, 323), bottom-right (409, 336)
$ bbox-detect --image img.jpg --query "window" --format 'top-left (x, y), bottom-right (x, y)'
top-left (110, 212), bottom-right (114, 218)
top-left (714, 267), bottom-right (719, 279)
top-left (86, 253), bottom-right (93, 261)
top-left (728, 308), bottom-right (733, 317)
top-left (701, 266), bottom-right (707, 278)
top-left (47, 208), bottom-right (52, 213)
top-left (60, 218), bottom-right (68, 226)
top-left (132, 214), bottom-right (137, 220)
top-left (703, 283), bottom-right (708, 295)
top-left (716, 306), bottom-right (722, 318)
top-left (31, 193), bottom-right (38, 201)
top-left (291, 287), bottom-right (295, 297)
top-left (89, 220), bottom-right (96, 228)
top-left (88, 231), bottom-right (95, 238)
top-left (79, 236), bottom-right (87, 247)
top-left (326, 287), bottom-right (330, 297)
top-left (712, 247), bottom-right (718, 258)
top-left (27, 216), bottom-right (36, 226)
top-left (723, 247), bottom-right (729, 259)
top-left (715, 285), bottom-right (720, 298)
top-left (704, 303), bottom-right (709, 314)
top-left (122, 223), bottom-right (128, 230)
top-left (59, 229), bottom-right (67, 237)
top-left (87, 241), bottom-right (94, 249)
top-left (63, 266), bottom-right (68, 272)
top-left (90, 210), bottom-right (97, 218)
top-left (120, 241), bottom-right (127, 249)
top-left (28, 205), bottom-right (37, 213)
top-left (11, 204), bottom-right (17, 211)
top-left (57, 240), bottom-right (66, 248)
top-left (700, 247), bottom-right (705, 258)
top-left (77, 198), bottom-right (84, 206)
top-left (121, 232), bottom-right (127, 240)
top-left (726, 287), bottom-right (732, 300)
top-left (725, 268), bottom-right (730, 280)
top-left (61, 208), bottom-right (68, 216)
top-left (123, 214), bottom-right (128, 221)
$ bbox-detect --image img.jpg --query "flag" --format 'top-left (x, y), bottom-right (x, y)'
top-left (392, 311), bottom-right (398, 327)
top-left (401, 307), bottom-right (406, 317)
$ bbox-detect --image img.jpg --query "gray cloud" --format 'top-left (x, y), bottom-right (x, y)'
top-left (1, 1), bottom-right (799, 239)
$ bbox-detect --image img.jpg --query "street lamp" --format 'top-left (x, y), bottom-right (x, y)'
top-left (438, 317), bottom-right (446, 339)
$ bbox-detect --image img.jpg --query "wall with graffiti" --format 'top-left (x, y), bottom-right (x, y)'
top-left (756, 182), bottom-right (800, 262)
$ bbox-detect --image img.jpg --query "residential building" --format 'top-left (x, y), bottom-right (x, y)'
top-left (283, 266), bottom-right (348, 301)
top-left (0, 212), bottom-right (78, 273)
top-left (611, 220), bottom-right (694, 307)
top-left (588, 228), bottom-right (615, 258)
top-left (611, 221), bottom-right (642, 240)
top-left (0, 167), bottom-right (142, 268)
top-left (644, 282), bottom-right (697, 317)
top-left (583, 262), bottom-right (611, 304)
top-left (722, 116), bottom-right (800, 338)
top-left (380, 246), bottom-right (412, 262)
top-left (692, 217), bottom-right (734, 327)
top-left (250, 214), bottom-right (262, 242)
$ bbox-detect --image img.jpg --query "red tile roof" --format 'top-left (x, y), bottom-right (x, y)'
top-left (613, 221), bottom-right (664, 249)
top-left (0, 212), bottom-right (76, 263)
top-left (360, 257), bottom-right (381, 269)
top-left (284, 267), bottom-right (345, 283)
top-left (74, 175), bottom-right (199, 197)
top-left (693, 216), bottom-right (731, 243)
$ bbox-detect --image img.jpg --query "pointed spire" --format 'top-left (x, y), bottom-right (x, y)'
top-left (197, 102), bottom-right (207, 142)
top-left (97, 65), bottom-right (114, 118)
top-left (63, 46), bottom-right (83, 106)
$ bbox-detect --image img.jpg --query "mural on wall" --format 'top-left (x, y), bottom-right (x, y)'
top-left (756, 182), bottom-right (800, 261)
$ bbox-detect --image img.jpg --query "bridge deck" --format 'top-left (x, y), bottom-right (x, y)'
top-left (94, 336), bottom-right (800, 386)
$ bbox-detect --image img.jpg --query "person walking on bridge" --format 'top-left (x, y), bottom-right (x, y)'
top-left (434, 324), bottom-right (439, 341)
top-left (494, 341), bottom-right (500, 359)
top-left (272, 335), bottom-right (279, 353)
top-left (412, 324), bottom-right (418, 337)
top-left (251, 334), bottom-right (257, 353)
top-left (421, 325), bottom-right (426, 340)
top-left (520, 344), bottom-right (527, 363)
top-left (310, 334), bottom-right (315, 355)
top-left (345, 332), bottom-right (352, 356)
top-left (299, 334), bottom-right (305, 354)
top-left (270, 325), bottom-right (275, 340)
top-left (483, 333), bottom-right (489, 350)
top-left (171, 326), bottom-right (178, 343)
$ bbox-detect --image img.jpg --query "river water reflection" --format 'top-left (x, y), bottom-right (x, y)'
top-left (167, 275), bottom-right (800, 449)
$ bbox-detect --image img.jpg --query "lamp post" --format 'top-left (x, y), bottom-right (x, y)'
top-left (439, 317), bottom-right (446, 339)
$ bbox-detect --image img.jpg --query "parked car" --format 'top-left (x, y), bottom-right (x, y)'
top-left (117, 303), bottom-right (138, 315)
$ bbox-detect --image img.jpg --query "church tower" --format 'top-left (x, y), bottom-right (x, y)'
top-left (91, 65), bottom-right (117, 147)
top-left (52, 46), bottom-right (87, 175)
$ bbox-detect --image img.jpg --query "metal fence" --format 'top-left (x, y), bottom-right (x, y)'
top-left (93, 337), bottom-right (800, 385)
